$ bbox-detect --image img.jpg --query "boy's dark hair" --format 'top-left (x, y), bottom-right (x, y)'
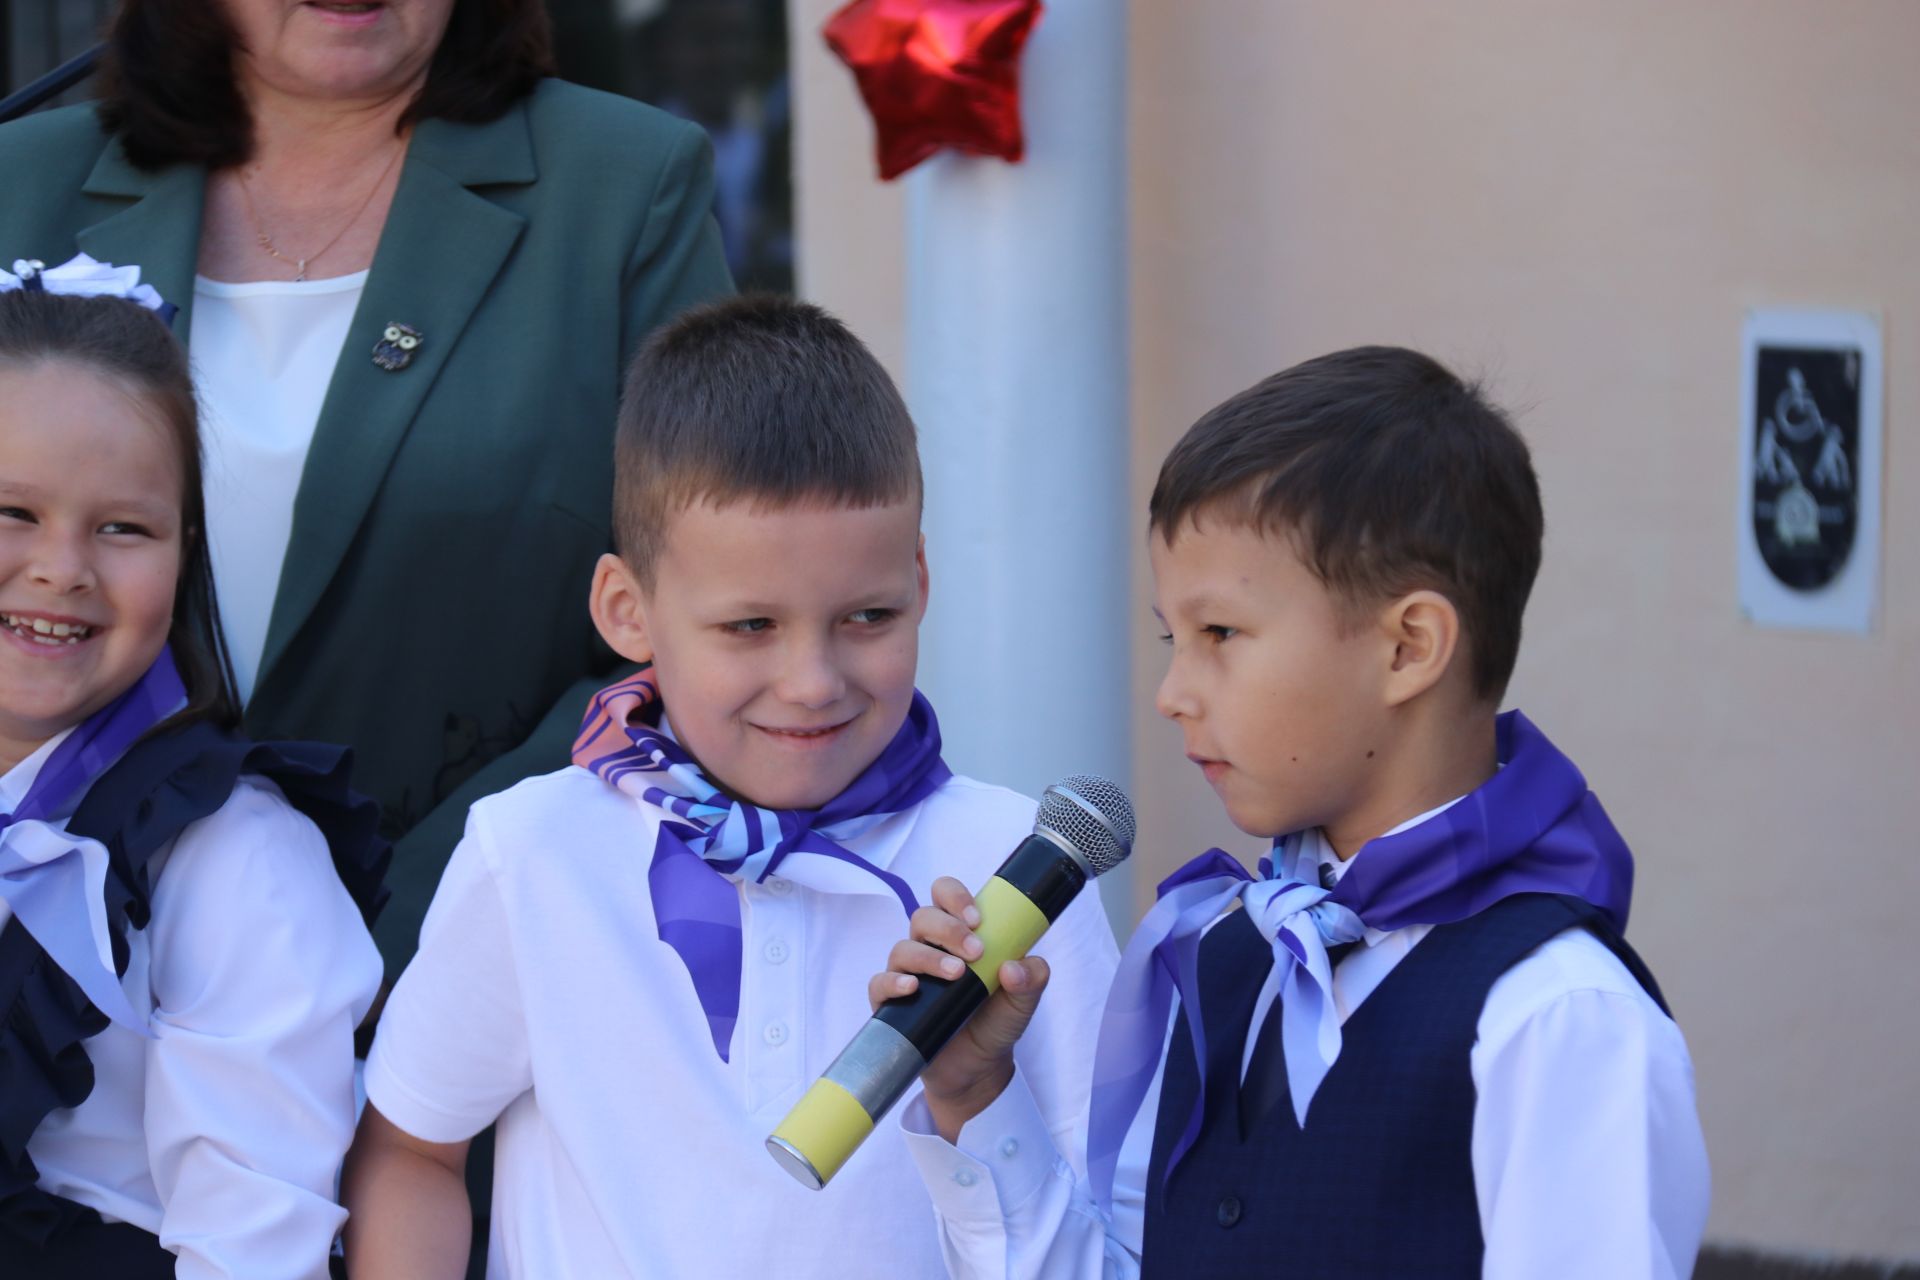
top-left (96, 0), bottom-right (554, 171)
top-left (0, 290), bottom-right (240, 730)
top-left (613, 294), bottom-right (922, 587)
top-left (1149, 346), bottom-right (1543, 700)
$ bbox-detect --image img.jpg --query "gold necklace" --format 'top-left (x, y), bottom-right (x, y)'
top-left (238, 143), bottom-right (405, 282)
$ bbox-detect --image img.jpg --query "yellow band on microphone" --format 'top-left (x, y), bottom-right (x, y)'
top-left (768, 1077), bottom-right (874, 1188)
top-left (967, 875), bottom-right (1052, 989)
top-left (768, 876), bottom-right (1055, 1190)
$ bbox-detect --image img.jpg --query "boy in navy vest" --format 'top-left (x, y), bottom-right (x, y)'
top-left (873, 346), bottom-right (1709, 1278)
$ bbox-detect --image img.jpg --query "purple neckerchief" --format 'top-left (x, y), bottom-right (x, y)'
top-left (573, 668), bottom-right (952, 1061)
top-left (1086, 709), bottom-right (1634, 1212)
top-left (0, 648), bottom-right (188, 1036)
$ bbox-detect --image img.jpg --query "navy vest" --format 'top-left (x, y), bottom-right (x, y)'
top-left (1140, 893), bottom-right (1668, 1279)
top-left (0, 720), bottom-right (386, 1275)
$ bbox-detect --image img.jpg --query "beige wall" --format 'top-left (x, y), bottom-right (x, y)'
top-left (789, 0), bottom-right (906, 380)
top-left (794, 0), bottom-right (1919, 1257)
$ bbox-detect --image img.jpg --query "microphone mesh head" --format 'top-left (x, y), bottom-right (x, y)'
top-left (1035, 775), bottom-right (1135, 876)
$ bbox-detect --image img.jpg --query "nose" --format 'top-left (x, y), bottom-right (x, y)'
top-left (1154, 652), bottom-right (1196, 723)
top-left (776, 636), bottom-right (847, 710)
top-left (27, 527), bottom-right (94, 596)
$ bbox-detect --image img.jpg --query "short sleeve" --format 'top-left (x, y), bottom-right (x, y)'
top-left (143, 775), bottom-right (383, 1280)
top-left (364, 803), bottom-right (533, 1143)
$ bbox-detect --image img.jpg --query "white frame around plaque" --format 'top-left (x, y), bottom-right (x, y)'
top-left (1736, 307), bottom-right (1883, 634)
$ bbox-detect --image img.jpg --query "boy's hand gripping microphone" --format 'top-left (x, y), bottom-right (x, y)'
top-left (766, 775), bottom-right (1135, 1190)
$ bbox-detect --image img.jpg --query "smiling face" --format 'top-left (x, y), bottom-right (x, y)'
top-left (0, 361), bottom-right (185, 770)
top-left (1151, 516), bottom-right (1393, 844)
top-left (594, 497), bottom-right (928, 811)
top-left (222, 0), bottom-right (456, 105)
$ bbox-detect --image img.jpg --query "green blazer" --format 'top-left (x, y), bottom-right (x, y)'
top-left (0, 81), bottom-right (734, 975)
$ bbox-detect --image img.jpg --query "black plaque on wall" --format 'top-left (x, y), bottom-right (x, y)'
top-left (1749, 344), bottom-right (1860, 592)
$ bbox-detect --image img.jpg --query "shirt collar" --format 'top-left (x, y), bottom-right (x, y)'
top-left (653, 714), bottom-right (923, 880)
top-left (1285, 793), bottom-right (1470, 945)
top-left (0, 728), bottom-right (78, 815)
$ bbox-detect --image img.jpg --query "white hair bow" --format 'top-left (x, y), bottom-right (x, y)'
top-left (0, 252), bottom-right (171, 316)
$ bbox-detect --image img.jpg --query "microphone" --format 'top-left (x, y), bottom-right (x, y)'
top-left (766, 774), bottom-right (1135, 1190)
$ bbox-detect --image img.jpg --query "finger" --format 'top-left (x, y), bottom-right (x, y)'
top-left (962, 957), bottom-right (1052, 1057)
top-left (867, 970), bottom-right (918, 1012)
top-left (929, 876), bottom-right (982, 927)
top-left (908, 903), bottom-right (982, 961)
top-left (997, 954), bottom-right (1050, 1005)
top-left (887, 938), bottom-right (972, 980)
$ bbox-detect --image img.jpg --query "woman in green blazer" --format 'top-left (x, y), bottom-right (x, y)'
top-left (0, 0), bottom-right (733, 979)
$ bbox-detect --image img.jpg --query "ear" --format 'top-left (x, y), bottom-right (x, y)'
top-left (589, 553), bottom-right (654, 664)
top-left (1377, 589), bottom-right (1462, 708)
top-left (911, 533), bottom-right (930, 623)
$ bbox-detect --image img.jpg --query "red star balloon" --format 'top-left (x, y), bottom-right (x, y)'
top-left (823, 0), bottom-right (1044, 181)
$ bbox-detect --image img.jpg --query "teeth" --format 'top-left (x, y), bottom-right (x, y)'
top-left (2, 614), bottom-right (93, 642)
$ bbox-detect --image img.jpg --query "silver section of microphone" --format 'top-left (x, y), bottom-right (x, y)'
top-left (1034, 773), bottom-right (1135, 876)
top-left (766, 774), bottom-right (1135, 1189)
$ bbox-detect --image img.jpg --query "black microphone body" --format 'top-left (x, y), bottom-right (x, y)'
top-left (767, 776), bottom-right (1133, 1189)
top-left (871, 830), bottom-right (1089, 1070)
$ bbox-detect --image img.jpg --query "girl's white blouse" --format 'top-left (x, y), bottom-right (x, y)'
top-left (189, 272), bottom-right (366, 704)
top-left (0, 732), bottom-right (381, 1279)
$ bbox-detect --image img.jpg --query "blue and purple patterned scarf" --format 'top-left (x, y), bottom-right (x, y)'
top-left (1087, 709), bottom-right (1636, 1211)
top-left (0, 648), bottom-right (187, 1036)
top-left (572, 668), bottom-right (951, 1060)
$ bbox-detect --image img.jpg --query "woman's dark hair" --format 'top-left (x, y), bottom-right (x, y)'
top-left (96, 0), bottom-right (555, 171)
top-left (0, 289), bottom-right (240, 729)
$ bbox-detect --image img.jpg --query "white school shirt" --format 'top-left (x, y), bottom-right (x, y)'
top-left (900, 811), bottom-right (1711, 1280)
top-left (365, 764), bottom-right (1122, 1280)
top-left (190, 272), bottom-right (366, 703)
top-left (1, 730), bottom-right (383, 1279)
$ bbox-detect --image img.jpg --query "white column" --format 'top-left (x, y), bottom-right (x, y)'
top-left (907, 0), bottom-right (1132, 925)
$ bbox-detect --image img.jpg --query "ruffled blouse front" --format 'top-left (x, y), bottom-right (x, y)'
top-left (0, 723), bottom-right (388, 1277)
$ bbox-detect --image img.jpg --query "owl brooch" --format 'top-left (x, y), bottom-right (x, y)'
top-left (372, 322), bottom-right (423, 372)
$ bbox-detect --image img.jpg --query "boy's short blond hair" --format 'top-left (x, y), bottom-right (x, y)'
top-left (612, 294), bottom-right (923, 589)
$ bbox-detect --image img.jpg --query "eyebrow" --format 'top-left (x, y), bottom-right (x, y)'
top-left (0, 480), bottom-right (177, 524)
top-left (1160, 592), bottom-right (1237, 619)
top-left (710, 586), bottom-right (916, 617)
top-left (109, 498), bottom-right (180, 524)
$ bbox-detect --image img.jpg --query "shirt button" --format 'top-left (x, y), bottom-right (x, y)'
top-left (953, 1167), bottom-right (977, 1187)
top-left (1216, 1195), bottom-right (1242, 1228)
top-left (766, 877), bottom-right (794, 896)
top-left (764, 938), bottom-right (789, 964)
top-left (763, 1021), bottom-right (788, 1046)
top-left (999, 1137), bottom-right (1019, 1159)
